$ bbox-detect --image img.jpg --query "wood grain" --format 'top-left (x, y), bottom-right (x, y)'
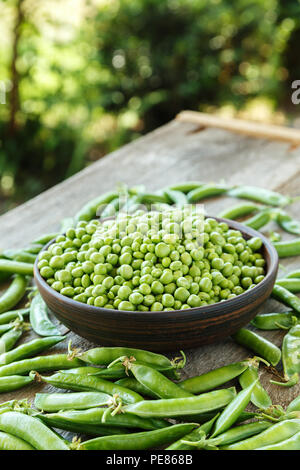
top-left (0, 117), bottom-right (300, 441)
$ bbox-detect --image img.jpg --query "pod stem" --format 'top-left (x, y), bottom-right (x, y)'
top-left (171, 350), bottom-right (186, 369)
top-left (67, 340), bottom-right (82, 360)
top-left (270, 373), bottom-right (299, 388)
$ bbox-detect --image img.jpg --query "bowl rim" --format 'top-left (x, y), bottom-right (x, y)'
top-left (34, 215), bottom-right (278, 318)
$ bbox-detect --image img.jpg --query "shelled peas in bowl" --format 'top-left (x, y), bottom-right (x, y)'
top-left (37, 208), bottom-right (266, 312)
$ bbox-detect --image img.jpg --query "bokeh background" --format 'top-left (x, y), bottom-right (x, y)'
top-left (1, 0), bottom-right (300, 214)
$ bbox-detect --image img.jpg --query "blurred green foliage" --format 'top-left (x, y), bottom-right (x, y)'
top-left (0, 0), bottom-right (300, 213)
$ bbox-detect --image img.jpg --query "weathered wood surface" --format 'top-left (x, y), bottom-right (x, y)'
top-left (1, 118), bottom-right (300, 439)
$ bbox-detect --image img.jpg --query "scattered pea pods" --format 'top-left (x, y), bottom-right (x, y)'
top-left (222, 419), bottom-right (300, 450)
top-left (0, 411), bottom-right (69, 450)
top-left (272, 284), bottom-right (300, 313)
top-left (29, 292), bottom-right (61, 337)
top-left (123, 387), bottom-right (236, 418)
top-left (0, 354), bottom-right (83, 377)
top-left (0, 275), bottom-right (28, 314)
top-left (232, 328), bottom-right (281, 366)
top-left (80, 423), bottom-right (197, 450)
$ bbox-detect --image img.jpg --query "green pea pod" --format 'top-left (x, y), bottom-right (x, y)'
top-left (167, 182), bottom-right (204, 193)
top-left (243, 209), bottom-right (272, 230)
top-left (61, 366), bottom-right (101, 375)
top-left (0, 375), bottom-right (33, 393)
top-left (139, 193), bottom-right (170, 205)
top-left (255, 430), bottom-right (300, 450)
top-left (39, 407), bottom-right (169, 431)
top-left (0, 411), bottom-right (69, 450)
top-left (0, 261), bottom-right (33, 276)
top-left (32, 233), bottom-right (59, 245)
top-left (163, 189), bottom-right (188, 207)
top-left (3, 250), bottom-right (37, 264)
top-left (218, 203), bottom-right (260, 220)
top-left (285, 269), bottom-right (300, 279)
top-left (30, 292), bottom-right (61, 336)
top-left (276, 210), bottom-right (300, 235)
top-left (0, 322), bottom-right (26, 351)
top-left (90, 363), bottom-right (128, 380)
top-left (228, 186), bottom-right (291, 207)
top-left (232, 328), bottom-right (281, 366)
top-left (100, 196), bottom-right (121, 219)
top-left (35, 371), bottom-right (143, 404)
top-left (179, 361), bottom-right (249, 394)
top-left (0, 308), bottom-right (30, 325)
top-left (210, 381), bottom-right (257, 438)
top-left (222, 419), bottom-right (300, 450)
top-left (271, 323), bottom-right (300, 387)
top-left (239, 359), bottom-right (272, 409)
top-left (115, 378), bottom-right (158, 399)
top-left (251, 312), bottom-right (297, 330)
top-left (0, 275), bottom-right (28, 314)
top-left (273, 238), bottom-right (300, 258)
top-left (187, 184), bottom-right (229, 203)
top-left (0, 354), bottom-right (83, 377)
top-left (23, 243), bottom-right (43, 254)
top-left (0, 431), bottom-right (35, 450)
top-left (275, 278), bottom-right (300, 293)
top-left (79, 423), bottom-right (197, 450)
top-left (166, 414), bottom-right (218, 450)
top-left (128, 363), bottom-right (193, 399)
top-left (185, 421), bottom-right (272, 449)
top-left (272, 284), bottom-right (300, 314)
top-left (60, 217), bottom-right (75, 232)
top-left (287, 395), bottom-right (300, 413)
top-left (123, 387), bottom-right (236, 418)
top-left (34, 392), bottom-right (112, 412)
top-left (0, 323), bottom-right (14, 336)
top-left (0, 335), bottom-right (64, 365)
top-left (74, 191), bottom-right (119, 222)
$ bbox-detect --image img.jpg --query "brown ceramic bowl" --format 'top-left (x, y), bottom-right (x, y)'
top-left (34, 217), bottom-right (278, 351)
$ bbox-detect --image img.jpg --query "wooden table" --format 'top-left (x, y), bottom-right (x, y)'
top-left (1, 113), bottom-right (300, 439)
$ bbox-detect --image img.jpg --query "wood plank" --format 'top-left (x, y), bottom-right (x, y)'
top-left (0, 118), bottom-right (300, 442)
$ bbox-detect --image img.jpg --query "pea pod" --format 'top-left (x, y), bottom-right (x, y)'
top-left (218, 203), bottom-right (260, 220)
top-left (123, 387), bottom-right (236, 418)
top-left (39, 407), bottom-right (169, 431)
top-left (166, 414), bottom-right (218, 450)
top-left (210, 381), bottom-right (257, 438)
top-left (285, 269), bottom-right (300, 279)
top-left (0, 275), bottom-right (28, 314)
top-left (0, 335), bottom-right (64, 366)
top-left (184, 421), bottom-right (272, 449)
top-left (80, 423), bottom-right (197, 450)
top-left (3, 250), bottom-right (37, 264)
top-left (271, 323), bottom-right (300, 387)
top-left (128, 362), bottom-right (193, 399)
top-left (35, 371), bottom-right (143, 404)
top-left (275, 278), bottom-right (300, 293)
top-left (251, 312), bottom-right (297, 330)
top-left (287, 395), bottom-right (300, 413)
top-left (243, 209), bottom-right (272, 230)
top-left (276, 210), bottom-right (300, 235)
top-left (0, 321), bottom-right (27, 351)
top-left (0, 323), bottom-right (14, 336)
top-left (0, 431), bottom-right (35, 450)
top-left (0, 261), bottom-right (33, 276)
top-left (228, 186), bottom-right (291, 207)
top-left (232, 328), bottom-right (281, 366)
top-left (91, 363), bottom-right (128, 380)
top-left (179, 361), bottom-right (249, 394)
top-left (29, 292), bottom-right (61, 337)
top-left (187, 184), bottom-right (229, 203)
top-left (74, 191), bottom-right (119, 222)
top-left (34, 392), bottom-right (112, 412)
top-left (0, 375), bottom-right (33, 393)
top-left (239, 358), bottom-right (272, 409)
top-left (0, 354), bottom-right (83, 377)
top-left (163, 189), bottom-right (188, 207)
top-left (273, 238), bottom-right (300, 258)
top-left (115, 378), bottom-right (158, 399)
top-left (272, 284), bottom-right (300, 313)
top-left (23, 243), bottom-right (43, 254)
top-left (32, 233), bottom-right (59, 245)
top-left (100, 196), bottom-right (121, 219)
top-left (256, 431), bottom-right (300, 450)
top-left (222, 419), bottom-right (300, 450)
top-left (38, 414), bottom-right (128, 436)
top-left (0, 308), bottom-right (29, 325)
top-left (139, 193), bottom-right (170, 205)
top-left (0, 411), bottom-right (69, 450)
top-left (167, 182), bottom-right (204, 193)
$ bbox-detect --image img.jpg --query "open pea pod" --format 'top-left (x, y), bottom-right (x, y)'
top-left (276, 210), bottom-right (300, 235)
top-left (239, 357), bottom-right (272, 409)
top-left (271, 323), bottom-right (300, 387)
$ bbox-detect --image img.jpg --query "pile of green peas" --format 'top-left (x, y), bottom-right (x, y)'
top-left (38, 208), bottom-right (266, 311)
